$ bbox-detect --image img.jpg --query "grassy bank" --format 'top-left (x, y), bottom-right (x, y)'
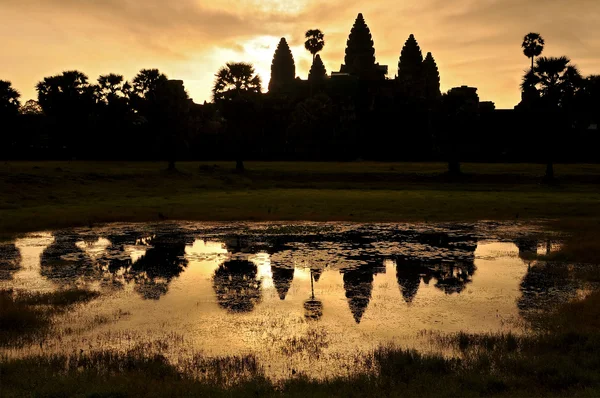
top-left (1, 161), bottom-right (600, 235)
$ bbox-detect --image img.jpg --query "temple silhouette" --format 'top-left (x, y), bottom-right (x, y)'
top-left (267, 13), bottom-right (491, 113)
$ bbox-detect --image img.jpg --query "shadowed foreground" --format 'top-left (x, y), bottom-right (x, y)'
top-left (3, 291), bottom-right (600, 397)
top-left (2, 161), bottom-right (600, 236)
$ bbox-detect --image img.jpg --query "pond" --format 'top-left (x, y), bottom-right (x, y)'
top-left (0, 221), bottom-right (587, 380)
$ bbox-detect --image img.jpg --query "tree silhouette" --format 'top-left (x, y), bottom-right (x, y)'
top-left (530, 56), bottom-right (582, 179)
top-left (19, 100), bottom-right (43, 116)
top-left (308, 54), bottom-right (327, 82)
top-left (36, 71), bottom-right (97, 155)
top-left (341, 14), bottom-right (377, 78)
top-left (269, 38), bottom-right (296, 93)
top-left (132, 69), bottom-right (168, 98)
top-left (152, 80), bottom-right (191, 170)
top-left (97, 74), bottom-right (131, 103)
top-left (212, 62), bottom-right (262, 171)
top-left (398, 34), bottom-right (424, 97)
top-left (36, 71), bottom-right (96, 117)
top-left (522, 33), bottom-right (545, 71)
top-left (0, 80), bottom-right (21, 154)
top-left (212, 62), bottom-right (262, 102)
top-left (0, 80), bottom-right (21, 118)
top-left (422, 52), bottom-right (441, 100)
top-left (304, 29), bottom-right (325, 63)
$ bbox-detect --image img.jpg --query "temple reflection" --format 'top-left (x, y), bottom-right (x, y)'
top-left (342, 263), bottom-right (383, 324)
top-left (271, 263), bottom-right (294, 300)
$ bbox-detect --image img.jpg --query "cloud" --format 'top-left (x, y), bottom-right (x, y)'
top-left (1, 0), bottom-right (599, 107)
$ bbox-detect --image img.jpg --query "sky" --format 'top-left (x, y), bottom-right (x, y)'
top-left (2, 0), bottom-right (599, 109)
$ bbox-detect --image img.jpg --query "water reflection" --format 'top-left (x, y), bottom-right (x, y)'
top-left (271, 264), bottom-right (294, 300)
top-left (3, 222), bottom-right (593, 381)
top-left (0, 243), bottom-right (21, 280)
top-left (1, 222), bottom-right (587, 329)
top-left (40, 231), bottom-right (97, 285)
top-left (304, 269), bottom-right (323, 320)
top-left (213, 260), bottom-right (262, 312)
top-left (126, 233), bottom-right (191, 300)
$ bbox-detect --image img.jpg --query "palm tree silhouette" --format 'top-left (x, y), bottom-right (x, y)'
top-left (212, 62), bottom-right (262, 102)
top-left (132, 69), bottom-right (168, 98)
top-left (0, 80), bottom-right (21, 117)
top-left (304, 29), bottom-right (325, 63)
top-left (532, 56), bottom-right (582, 180)
top-left (522, 33), bottom-right (545, 72)
top-left (212, 62), bottom-right (262, 172)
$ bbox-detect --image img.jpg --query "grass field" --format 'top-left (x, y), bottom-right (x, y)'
top-left (3, 161), bottom-right (600, 396)
top-left (1, 161), bottom-right (600, 236)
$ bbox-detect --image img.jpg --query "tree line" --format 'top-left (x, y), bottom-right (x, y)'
top-left (0, 24), bottom-right (599, 176)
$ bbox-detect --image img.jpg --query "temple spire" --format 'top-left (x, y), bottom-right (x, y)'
top-left (268, 37), bottom-right (296, 93)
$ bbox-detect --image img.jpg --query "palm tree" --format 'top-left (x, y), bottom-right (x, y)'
top-left (132, 69), bottom-right (168, 98)
top-left (304, 29), bottom-right (325, 63)
top-left (535, 56), bottom-right (580, 106)
top-left (532, 56), bottom-right (582, 180)
top-left (212, 62), bottom-right (261, 102)
top-left (97, 74), bottom-right (131, 105)
top-left (0, 80), bottom-right (21, 117)
top-left (212, 62), bottom-right (262, 172)
top-left (522, 33), bottom-right (545, 71)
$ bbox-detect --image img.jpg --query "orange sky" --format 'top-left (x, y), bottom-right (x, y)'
top-left (2, 0), bottom-right (599, 109)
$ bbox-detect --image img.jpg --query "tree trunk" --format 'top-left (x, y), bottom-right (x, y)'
top-left (236, 159), bottom-right (245, 172)
top-left (448, 161), bottom-right (461, 176)
top-left (545, 162), bottom-right (554, 181)
top-left (531, 56), bottom-right (534, 72)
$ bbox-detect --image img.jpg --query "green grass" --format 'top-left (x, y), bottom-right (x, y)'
top-left (1, 161), bottom-right (600, 236)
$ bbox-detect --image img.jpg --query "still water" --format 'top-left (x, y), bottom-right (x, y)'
top-left (0, 222), bottom-right (584, 379)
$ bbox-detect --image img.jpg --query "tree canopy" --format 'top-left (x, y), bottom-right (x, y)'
top-left (213, 62), bottom-right (262, 101)
top-left (0, 80), bottom-right (21, 118)
top-left (304, 29), bottom-right (325, 61)
top-left (522, 33), bottom-right (545, 70)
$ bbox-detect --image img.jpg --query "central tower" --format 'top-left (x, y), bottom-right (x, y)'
top-left (337, 13), bottom-right (387, 80)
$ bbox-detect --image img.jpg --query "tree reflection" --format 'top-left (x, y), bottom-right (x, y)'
top-left (0, 243), bottom-right (21, 280)
top-left (394, 232), bottom-right (477, 301)
top-left (518, 260), bottom-right (580, 326)
top-left (304, 269), bottom-right (323, 320)
top-left (40, 231), bottom-right (97, 286)
top-left (271, 263), bottom-right (294, 300)
top-left (516, 238), bottom-right (539, 261)
top-left (432, 262), bottom-right (475, 294)
top-left (213, 260), bottom-right (262, 313)
top-left (125, 233), bottom-right (190, 300)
